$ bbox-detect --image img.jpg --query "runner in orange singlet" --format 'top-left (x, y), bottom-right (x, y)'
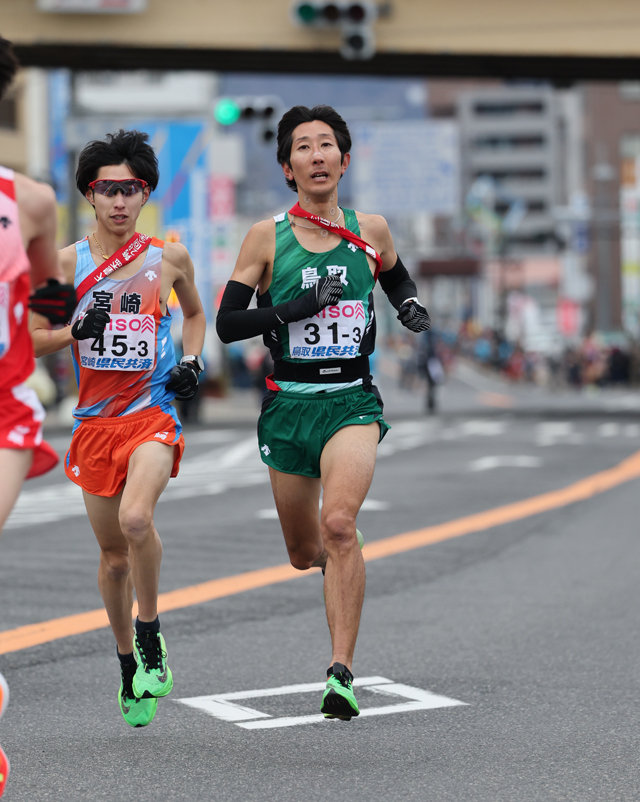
top-left (30, 129), bottom-right (206, 730)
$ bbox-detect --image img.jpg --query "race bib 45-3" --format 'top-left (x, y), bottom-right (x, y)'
top-left (78, 313), bottom-right (156, 371)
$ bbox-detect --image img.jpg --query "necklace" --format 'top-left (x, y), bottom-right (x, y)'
top-left (92, 232), bottom-right (109, 261)
top-left (290, 208), bottom-right (343, 238)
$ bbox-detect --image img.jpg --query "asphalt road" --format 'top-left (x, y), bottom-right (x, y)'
top-left (2, 363), bottom-right (640, 801)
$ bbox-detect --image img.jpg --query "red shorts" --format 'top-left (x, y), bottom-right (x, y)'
top-left (0, 383), bottom-right (58, 479)
top-left (64, 406), bottom-right (184, 497)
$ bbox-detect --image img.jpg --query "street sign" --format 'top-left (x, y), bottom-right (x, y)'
top-left (352, 120), bottom-right (459, 215)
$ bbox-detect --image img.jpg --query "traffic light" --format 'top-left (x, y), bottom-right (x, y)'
top-left (291, 2), bottom-right (378, 60)
top-left (341, 4), bottom-right (376, 60)
top-left (214, 96), bottom-right (281, 143)
top-left (214, 97), bottom-right (242, 126)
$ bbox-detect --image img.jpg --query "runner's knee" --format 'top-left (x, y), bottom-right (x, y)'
top-left (118, 505), bottom-right (154, 544)
top-left (321, 509), bottom-right (357, 549)
top-left (287, 542), bottom-right (323, 571)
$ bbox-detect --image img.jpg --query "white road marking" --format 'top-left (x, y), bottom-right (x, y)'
top-left (535, 421), bottom-right (585, 447)
top-left (469, 455), bottom-right (542, 472)
top-left (438, 420), bottom-right (509, 441)
top-left (176, 675), bottom-right (467, 729)
top-left (459, 420), bottom-right (508, 436)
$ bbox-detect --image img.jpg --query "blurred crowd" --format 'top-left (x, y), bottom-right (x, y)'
top-left (393, 322), bottom-right (640, 394)
top-left (457, 324), bottom-right (638, 389)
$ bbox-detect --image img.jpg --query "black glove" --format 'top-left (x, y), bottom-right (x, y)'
top-left (397, 299), bottom-right (431, 333)
top-left (28, 279), bottom-right (77, 324)
top-left (276, 274), bottom-right (343, 324)
top-left (71, 308), bottom-right (111, 340)
top-left (166, 363), bottom-right (199, 400)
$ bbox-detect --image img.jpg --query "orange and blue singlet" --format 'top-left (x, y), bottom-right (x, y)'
top-left (69, 237), bottom-right (179, 426)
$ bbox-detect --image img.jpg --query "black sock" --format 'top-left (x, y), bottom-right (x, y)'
top-left (135, 616), bottom-right (160, 635)
top-left (117, 648), bottom-right (136, 667)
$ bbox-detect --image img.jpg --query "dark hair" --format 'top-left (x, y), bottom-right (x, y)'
top-left (0, 37), bottom-right (19, 101)
top-left (76, 129), bottom-right (159, 194)
top-left (276, 105), bottom-right (352, 192)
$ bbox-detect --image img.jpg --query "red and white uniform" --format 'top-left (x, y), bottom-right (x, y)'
top-left (0, 166), bottom-right (57, 478)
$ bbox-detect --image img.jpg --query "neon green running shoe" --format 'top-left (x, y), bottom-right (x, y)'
top-left (118, 662), bottom-right (158, 728)
top-left (321, 662), bottom-right (360, 721)
top-left (132, 630), bottom-right (173, 699)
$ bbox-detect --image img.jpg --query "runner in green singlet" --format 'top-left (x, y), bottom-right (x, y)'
top-left (216, 105), bottom-right (430, 721)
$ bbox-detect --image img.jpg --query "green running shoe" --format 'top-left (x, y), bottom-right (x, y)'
top-left (132, 630), bottom-right (173, 699)
top-left (118, 662), bottom-right (158, 728)
top-left (321, 662), bottom-right (360, 721)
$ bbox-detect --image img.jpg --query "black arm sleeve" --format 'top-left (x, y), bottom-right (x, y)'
top-left (377, 255), bottom-right (418, 311)
top-left (216, 275), bottom-right (345, 344)
top-left (215, 280), bottom-right (282, 343)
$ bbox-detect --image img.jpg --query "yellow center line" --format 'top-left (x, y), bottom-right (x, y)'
top-left (3, 447), bottom-right (640, 656)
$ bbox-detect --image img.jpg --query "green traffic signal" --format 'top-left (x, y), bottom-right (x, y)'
top-left (296, 2), bottom-right (317, 22)
top-left (214, 98), bottom-right (242, 126)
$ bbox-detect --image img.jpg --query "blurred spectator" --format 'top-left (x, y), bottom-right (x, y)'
top-left (416, 329), bottom-right (445, 413)
top-left (607, 346), bottom-right (630, 384)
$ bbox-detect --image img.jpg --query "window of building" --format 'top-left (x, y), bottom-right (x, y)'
top-left (473, 101), bottom-right (546, 116)
top-left (472, 134), bottom-right (546, 150)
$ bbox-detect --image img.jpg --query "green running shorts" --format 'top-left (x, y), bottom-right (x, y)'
top-left (257, 381), bottom-right (390, 478)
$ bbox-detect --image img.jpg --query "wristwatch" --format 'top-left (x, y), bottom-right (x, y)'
top-left (180, 354), bottom-right (204, 375)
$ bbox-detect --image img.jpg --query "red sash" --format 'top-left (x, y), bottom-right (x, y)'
top-left (288, 203), bottom-right (383, 281)
top-left (75, 232), bottom-right (152, 302)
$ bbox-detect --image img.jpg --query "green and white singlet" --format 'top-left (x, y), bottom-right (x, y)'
top-left (258, 207), bottom-right (376, 392)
